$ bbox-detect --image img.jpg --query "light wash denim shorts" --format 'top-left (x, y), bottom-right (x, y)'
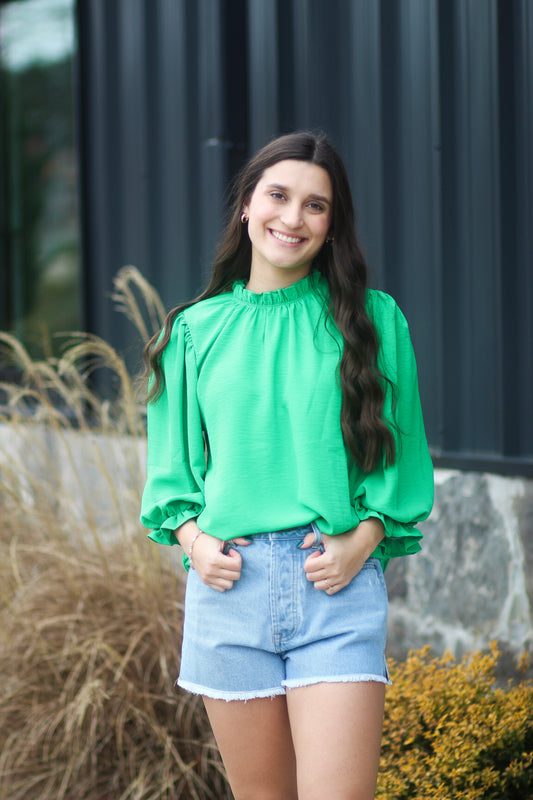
top-left (178, 524), bottom-right (391, 701)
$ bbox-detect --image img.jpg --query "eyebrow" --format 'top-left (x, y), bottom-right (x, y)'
top-left (265, 183), bottom-right (332, 206)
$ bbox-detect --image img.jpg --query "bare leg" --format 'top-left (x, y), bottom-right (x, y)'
top-left (203, 694), bottom-right (298, 800)
top-left (286, 681), bottom-right (386, 800)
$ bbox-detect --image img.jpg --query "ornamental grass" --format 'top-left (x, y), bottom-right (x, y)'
top-left (0, 267), bottom-right (531, 799)
top-left (0, 268), bottom-right (230, 799)
top-left (0, 522), bottom-right (229, 800)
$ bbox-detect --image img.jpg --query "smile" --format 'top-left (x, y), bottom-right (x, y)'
top-left (270, 229), bottom-right (305, 244)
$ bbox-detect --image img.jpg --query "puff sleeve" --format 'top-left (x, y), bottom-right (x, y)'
top-left (140, 315), bottom-right (205, 545)
top-left (353, 292), bottom-right (434, 568)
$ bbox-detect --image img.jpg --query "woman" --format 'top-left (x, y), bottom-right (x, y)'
top-left (141, 131), bottom-right (433, 800)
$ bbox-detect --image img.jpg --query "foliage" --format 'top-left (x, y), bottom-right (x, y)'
top-left (377, 645), bottom-right (533, 800)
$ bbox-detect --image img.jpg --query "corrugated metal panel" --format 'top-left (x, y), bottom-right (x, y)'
top-left (76, 0), bottom-right (248, 364)
top-left (441, 0), bottom-right (502, 455)
top-left (499, 0), bottom-right (533, 459)
top-left (75, 0), bottom-right (533, 472)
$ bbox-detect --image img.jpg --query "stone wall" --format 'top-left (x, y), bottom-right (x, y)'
top-left (385, 469), bottom-right (533, 679)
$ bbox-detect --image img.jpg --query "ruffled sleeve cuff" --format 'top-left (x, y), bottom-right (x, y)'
top-left (354, 500), bottom-right (423, 570)
top-left (141, 501), bottom-right (203, 547)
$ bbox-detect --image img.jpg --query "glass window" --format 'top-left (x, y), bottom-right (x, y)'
top-left (0, 0), bottom-right (79, 358)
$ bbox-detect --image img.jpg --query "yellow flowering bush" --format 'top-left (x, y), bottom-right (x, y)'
top-left (377, 644), bottom-right (533, 799)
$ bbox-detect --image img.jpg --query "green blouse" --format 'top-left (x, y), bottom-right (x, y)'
top-left (140, 271), bottom-right (434, 570)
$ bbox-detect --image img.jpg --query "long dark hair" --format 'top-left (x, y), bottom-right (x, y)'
top-left (144, 131), bottom-right (395, 472)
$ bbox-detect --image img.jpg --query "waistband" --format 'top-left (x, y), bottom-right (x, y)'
top-left (246, 522), bottom-right (322, 545)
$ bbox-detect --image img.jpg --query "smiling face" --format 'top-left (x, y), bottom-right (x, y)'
top-left (242, 159), bottom-right (333, 291)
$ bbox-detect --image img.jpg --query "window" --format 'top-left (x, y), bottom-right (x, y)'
top-left (0, 0), bottom-right (79, 358)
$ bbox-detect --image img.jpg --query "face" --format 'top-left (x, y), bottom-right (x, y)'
top-left (242, 159), bottom-right (333, 288)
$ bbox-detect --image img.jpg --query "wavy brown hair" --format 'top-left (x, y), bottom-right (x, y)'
top-left (144, 131), bottom-right (395, 472)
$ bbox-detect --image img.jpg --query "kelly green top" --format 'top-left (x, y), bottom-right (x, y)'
top-left (140, 271), bottom-right (434, 570)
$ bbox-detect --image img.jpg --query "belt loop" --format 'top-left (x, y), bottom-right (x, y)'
top-left (310, 521), bottom-right (323, 547)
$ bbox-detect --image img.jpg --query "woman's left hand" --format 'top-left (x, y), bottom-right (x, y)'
top-left (301, 518), bottom-right (385, 594)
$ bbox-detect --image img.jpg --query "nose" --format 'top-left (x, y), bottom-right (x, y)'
top-left (280, 202), bottom-right (303, 229)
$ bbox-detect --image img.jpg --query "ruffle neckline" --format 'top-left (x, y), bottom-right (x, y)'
top-left (232, 271), bottom-right (324, 306)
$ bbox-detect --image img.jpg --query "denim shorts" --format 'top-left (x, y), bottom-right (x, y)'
top-left (178, 524), bottom-right (391, 701)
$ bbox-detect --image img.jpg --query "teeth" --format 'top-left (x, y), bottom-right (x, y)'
top-left (271, 230), bottom-right (303, 244)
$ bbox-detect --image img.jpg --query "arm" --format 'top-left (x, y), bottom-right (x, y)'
top-left (353, 293), bottom-right (434, 566)
top-left (140, 316), bottom-right (251, 589)
top-left (304, 293), bottom-right (433, 591)
top-left (140, 317), bottom-right (205, 545)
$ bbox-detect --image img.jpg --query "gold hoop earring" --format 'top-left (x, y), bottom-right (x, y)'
top-left (326, 234), bottom-right (334, 243)
top-left (240, 212), bottom-right (249, 224)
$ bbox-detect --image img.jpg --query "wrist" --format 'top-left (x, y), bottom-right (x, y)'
top-left (355, 517), bottom-right (385, 550)
top-left (174, 519), bottom-right (200, 552)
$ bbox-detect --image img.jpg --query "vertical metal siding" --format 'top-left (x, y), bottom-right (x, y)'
top-left (77, 0), bottom-right (248, 366)
top-left (440, 0), bottom-right (502, 454)
top-left (144, 0), bottom-right (191, 303)
top-left (247, 0), bottom-right (279, 151)
top-left (74, 0), bottom-right (533, 470)
top-left (380, 0), bottom-right (443, 446)
top-left (343, 1), bottom-right (385, 284)
top-left (504, 0), bottom-right (533, 458)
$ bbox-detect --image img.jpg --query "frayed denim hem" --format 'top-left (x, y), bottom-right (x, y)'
top-left (177, 678), bottom-right (287, 702)
top-left (282, 673), bottom-right (392, 689)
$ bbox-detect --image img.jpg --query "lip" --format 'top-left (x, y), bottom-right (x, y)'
top-left (269, 228), bottom-right (306, 245)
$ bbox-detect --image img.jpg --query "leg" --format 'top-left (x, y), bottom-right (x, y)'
top-left (286, 681), bottom-right (386, 800)
top-left (203, 694), bottom-right (298, 800)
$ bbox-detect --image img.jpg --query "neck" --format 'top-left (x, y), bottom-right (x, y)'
top-left (245, 265), bottom-right (311, 293)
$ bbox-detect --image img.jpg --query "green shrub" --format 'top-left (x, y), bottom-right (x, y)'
top-left (377, 645), bottom-right (533, 799)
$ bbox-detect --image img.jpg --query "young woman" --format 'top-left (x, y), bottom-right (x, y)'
top-left (141, 131), bottom-right (434, 800)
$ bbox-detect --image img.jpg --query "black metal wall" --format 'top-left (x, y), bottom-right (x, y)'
top-left (76, 0), bottom-right (533, 475)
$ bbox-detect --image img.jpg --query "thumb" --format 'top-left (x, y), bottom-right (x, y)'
top-left (226, 547), bottom-right (243, 565)
top-left (298, 531), bottom-right (317, 550)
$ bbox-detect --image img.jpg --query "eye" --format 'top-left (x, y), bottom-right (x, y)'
top-left (269, 191), bottom-right (286, 201)
top-left (307, 201), bottom-right (325, 212)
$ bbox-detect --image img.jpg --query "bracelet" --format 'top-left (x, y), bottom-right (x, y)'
top-left (188, 530), bottom-right (205, 564)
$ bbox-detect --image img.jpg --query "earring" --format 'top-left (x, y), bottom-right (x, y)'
top-left (240, 212), bottom-right (249, 223)
top-left (326, 234), bottom-right (334, 243)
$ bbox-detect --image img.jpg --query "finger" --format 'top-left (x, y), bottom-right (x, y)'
top-left (224, 548), bottom-right (243, 568)
top-left (315, 578), bottom-right (338, 594)
top-left (217, 571), bottom-right (244, 589)
top-left (203, 570), bottom-right (241, 589)
top-left (306, 569), bottom-right (326, 583)
top-left (200, 554), bottom-right (241, 576)
top-left (297, 532), bottom-right (317, 550)
top-left (208, 580), bottom-right (235, 592)
top-left (232, 537), bottom-right (252, 546)
top-left (200, 557), bottom-right (242, 581)
top-left (214, 563), bottom-right (243, 580)
top-left (303, 550), bottom-right (326, 573)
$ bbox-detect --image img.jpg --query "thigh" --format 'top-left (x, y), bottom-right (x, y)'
top-left (286, 681), bottom-right (386, 800)
top-left (203, 694), bottom-right (298, 800)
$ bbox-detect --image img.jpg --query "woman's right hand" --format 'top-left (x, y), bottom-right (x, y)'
top-left (175, 520), bottom-right (250, 592)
